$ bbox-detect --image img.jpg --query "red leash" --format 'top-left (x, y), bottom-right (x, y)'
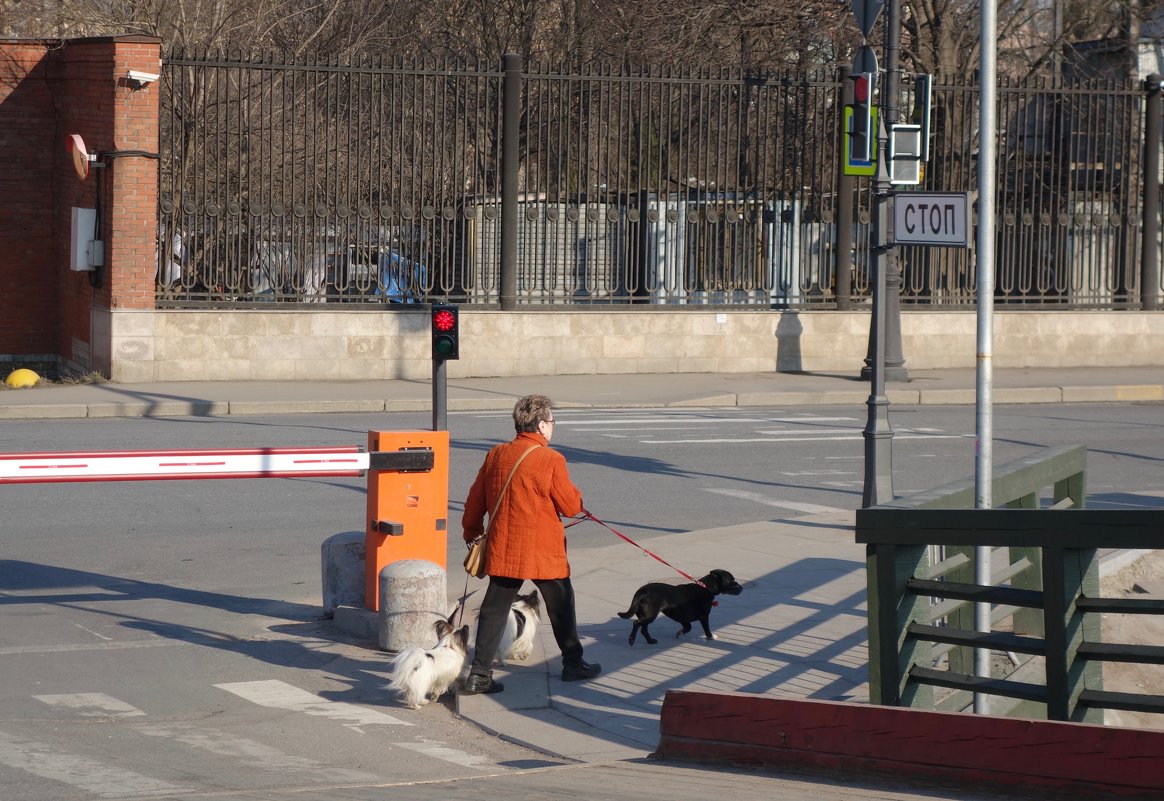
top-left (574, 509), bottom-right (708, 591)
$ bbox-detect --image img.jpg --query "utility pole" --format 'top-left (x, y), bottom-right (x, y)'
top-left (973, 0), bottom-right (999, 716)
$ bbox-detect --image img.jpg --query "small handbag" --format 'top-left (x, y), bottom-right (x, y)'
top-left (464, 444), bottom-right (540, 578)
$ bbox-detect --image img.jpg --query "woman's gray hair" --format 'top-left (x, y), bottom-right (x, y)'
top-left (513, 394), bottom-right (553, 433)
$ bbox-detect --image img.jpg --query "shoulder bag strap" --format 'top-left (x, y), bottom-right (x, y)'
top-left (484, 444), bottom-right (541, 536)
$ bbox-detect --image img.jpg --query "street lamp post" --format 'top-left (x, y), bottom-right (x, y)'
top-left (860, 0), bottom-right (902, 507)
top-left (860, 0), bottom-right (909, 386)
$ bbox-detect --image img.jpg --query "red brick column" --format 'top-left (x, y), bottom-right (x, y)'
top-left (0, 35), bottom-right (160, 375)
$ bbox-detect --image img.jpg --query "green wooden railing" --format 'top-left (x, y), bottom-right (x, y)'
top-left (856, 445), bottom-right (1164, 722)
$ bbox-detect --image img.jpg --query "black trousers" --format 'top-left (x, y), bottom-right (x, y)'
top-left (469, 575), bottom-right (583, 677)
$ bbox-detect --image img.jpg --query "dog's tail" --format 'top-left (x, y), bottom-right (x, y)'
top-left (617, 607), bottom-right (635, 619)
top-left (386, 647), bottom-right (431, 692)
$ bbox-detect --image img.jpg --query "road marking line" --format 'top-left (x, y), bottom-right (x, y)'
top-left (34, 692), bottom-right (145, 718)
top-left (764, 416), bottom-right (859, 422)
top-left (643, 434), bottom-right (967, 444)
top-left (71, 622), bottom-right (114, 641)
top-left (756, 429), bottom-right (858, 436)
top-left (703, 488), bottom-right (848, 515)
top-left (215, 679), bottom-right (411, 728)
top-left (0, 729), bottom-right (187, 798)
top-left (0, 640), bottom-right (177, 656)
top-left (558, 417), bottom-right (769, 426)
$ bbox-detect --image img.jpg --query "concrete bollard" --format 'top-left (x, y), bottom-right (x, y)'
top-left (320, 531), bottom-right (365, 617)
top-left (378, 559), bottom-right (447, 652)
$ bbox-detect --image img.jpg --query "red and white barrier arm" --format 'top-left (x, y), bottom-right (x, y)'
top-left (0, 446), bottom-right (370, 484)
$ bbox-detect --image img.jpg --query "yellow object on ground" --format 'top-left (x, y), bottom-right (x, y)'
top-left (4, 368), bottom-right (40, 388)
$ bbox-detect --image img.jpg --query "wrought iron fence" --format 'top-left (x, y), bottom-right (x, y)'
top-left (157, 52), bottom-right (1163, 308)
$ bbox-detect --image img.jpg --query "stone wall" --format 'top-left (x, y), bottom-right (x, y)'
top-left (105, 308), bottom-right (1164, 382)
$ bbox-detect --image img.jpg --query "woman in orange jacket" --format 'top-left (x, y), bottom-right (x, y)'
top-left (460, 394), bottom-right (601, 695)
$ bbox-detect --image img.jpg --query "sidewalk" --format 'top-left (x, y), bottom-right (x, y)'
top-left (450, 508), bottom-right (1148, 769)
top-left (452, 510), bottom-right (867, 764)
top-left (1, 365), bottom-right (1162, 419)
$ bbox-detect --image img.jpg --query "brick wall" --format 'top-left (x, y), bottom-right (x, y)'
top-left (0, 43), bottom-right (57, 359)
top-left (0, 36), bottom-right (160, 375)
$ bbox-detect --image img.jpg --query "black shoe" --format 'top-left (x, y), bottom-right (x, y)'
top-left (460, 674), bottom-right (504, 695)
top-left (561, 660), bottom-right (601, 682)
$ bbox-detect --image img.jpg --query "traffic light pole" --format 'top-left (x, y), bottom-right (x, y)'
top-left (429, 304), bottom-right (459, 432)
top-left (432, 358), bottom-right (447, 432)
top-left (862, 140), bottom-right (894, 508)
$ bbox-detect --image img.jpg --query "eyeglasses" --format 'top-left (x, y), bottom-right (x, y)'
top-left (542, 418), bottom-right (555, 425)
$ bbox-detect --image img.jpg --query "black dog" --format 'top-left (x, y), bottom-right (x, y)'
top-left (617, 569), bottom-right (743, 645)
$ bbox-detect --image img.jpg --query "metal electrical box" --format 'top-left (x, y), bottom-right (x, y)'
top-left (70, 207), bottom-right (99, 271)
top-left (364, 430), bottom-right (450, 610)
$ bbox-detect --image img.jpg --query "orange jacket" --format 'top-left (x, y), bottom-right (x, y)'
top-left (462, 432), bottom-right (583, 580)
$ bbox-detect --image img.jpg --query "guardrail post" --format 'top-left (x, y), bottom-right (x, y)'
top-left (1042, 545), bottom-right (1103, 722)
top-left (1008, 492), bottom-right (1044, 637)
top-left (946, 545), bottom-right (975, 674)
top-left (866, 540), bottom-right (930, 707)
top-left (1054, 468), bottom-right (1086, 510)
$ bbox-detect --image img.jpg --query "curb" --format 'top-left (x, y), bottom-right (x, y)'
top-left (0, 383), bottom-right (1161, 420)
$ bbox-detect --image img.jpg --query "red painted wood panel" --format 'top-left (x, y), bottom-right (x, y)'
top-left (657, 690), bottom-right (1164, 797)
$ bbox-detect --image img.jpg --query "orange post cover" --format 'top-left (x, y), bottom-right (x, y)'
top-left (364, 430), bottom-right (449, 610)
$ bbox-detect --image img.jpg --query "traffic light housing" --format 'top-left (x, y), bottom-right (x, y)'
top-left (430, 304), bottom-right (460, 361)
top-left (850, 72), bottom-right (875, 163)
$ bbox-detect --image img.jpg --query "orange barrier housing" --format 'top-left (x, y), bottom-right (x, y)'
top-left (365, 430), bottom-right (449, 610)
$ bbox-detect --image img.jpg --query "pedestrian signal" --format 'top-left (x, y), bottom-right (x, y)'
top-left (850, 72), bottom-right (875, 164)
top-left (430, 304), bottom-right (460, 361)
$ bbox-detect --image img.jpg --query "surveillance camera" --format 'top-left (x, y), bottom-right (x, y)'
top-left (126, 70), bottom-right (160, 85)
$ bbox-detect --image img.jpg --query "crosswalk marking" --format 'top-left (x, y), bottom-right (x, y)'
top-left (5, 682), bottom-right (516, 795)
top-left (34, 692), bottom-right (145, 718)
top-left (135, 723), bottom-right (382, 783)
top-left (215, 679), bottom-right (411, 728)
top-left (0, 729), bottom-right (187, 798)
top-left (703, 488), bottom-right (848, 515)
top-left (398, 738), bottom-right (496, 768)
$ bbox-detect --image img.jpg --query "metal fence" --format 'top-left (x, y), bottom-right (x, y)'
top-left (157, 52), bottom-right (1164, 308)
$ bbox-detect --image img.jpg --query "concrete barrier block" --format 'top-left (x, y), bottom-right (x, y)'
top-left (378, 560), bottom-right (448, 652)
top-left (321, 531), bottom-right (365, 617)
top-left (332, 605), bottom-right (377, 641)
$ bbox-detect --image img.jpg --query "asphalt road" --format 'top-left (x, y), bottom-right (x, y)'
top-left (2, 402), bottom-right (1162, 799)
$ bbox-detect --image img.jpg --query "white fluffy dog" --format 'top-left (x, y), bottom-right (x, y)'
top-left (498, 590), bottom-right (541, 664)
top-left (387, 615), bottom-right (470, 708)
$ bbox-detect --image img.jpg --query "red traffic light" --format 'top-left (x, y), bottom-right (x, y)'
top-left (432, 309), bottom-right (456, 332)
top-left (853, 74), bottom-right (870, 103)
top-left (430, 304), bottom-right (460, 360)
